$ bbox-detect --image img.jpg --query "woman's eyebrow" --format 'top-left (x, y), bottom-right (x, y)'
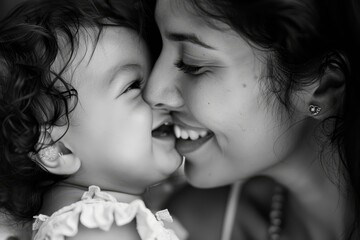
top-left (165, 31), bottom-right (216, 50)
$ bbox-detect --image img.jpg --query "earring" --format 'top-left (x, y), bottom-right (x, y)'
top-left (39, 145), bottom-right (62, 162)
top-left (30, 145), bottom-right (62, 162)
top-left (309, 104), bottom-right (322, 116)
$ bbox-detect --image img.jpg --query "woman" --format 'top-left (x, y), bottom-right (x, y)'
top-left (144, 0), bottom-right (360, 239)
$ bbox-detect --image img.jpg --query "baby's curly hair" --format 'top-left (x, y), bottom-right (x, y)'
top-left (0, 0), bottom-right (146, 223)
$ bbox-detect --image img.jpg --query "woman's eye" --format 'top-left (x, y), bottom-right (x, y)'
top-left (123, 79), bottom-right (142, 94)
top-left (175, 59), bottom-right (205, 76)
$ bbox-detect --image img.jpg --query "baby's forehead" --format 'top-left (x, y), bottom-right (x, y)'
top-left (52, 26), bottom-right (148, 85)
top-left (51, 27), bottom-right (116, 77)
top-left (52, 27), bottom-right (99, 68)
top-left (57, 27), bottom-right (143, 62)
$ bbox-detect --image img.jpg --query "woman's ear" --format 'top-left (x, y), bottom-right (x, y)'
top-left (308, 61), bottom-right (346, 119)
top-left (297, 53), bottom-right (347, 120)
top-left (34, 128), bottom-right (81, 175)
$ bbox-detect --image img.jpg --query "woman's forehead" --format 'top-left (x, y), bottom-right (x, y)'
top-left (155, 0), bottom-right (233, 36)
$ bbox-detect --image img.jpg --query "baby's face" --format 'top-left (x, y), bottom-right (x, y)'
top-left (54, 27), bottom-right (182, 194)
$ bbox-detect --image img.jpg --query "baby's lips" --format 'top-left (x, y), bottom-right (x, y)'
top-left (152, 122), bottom-right (174, 138)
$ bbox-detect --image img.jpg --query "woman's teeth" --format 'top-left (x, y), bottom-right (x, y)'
top-left (174, 125), bottom-right (209, 140)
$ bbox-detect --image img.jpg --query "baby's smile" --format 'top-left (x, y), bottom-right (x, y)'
top-left (152, 121), bottom-right (174, 139)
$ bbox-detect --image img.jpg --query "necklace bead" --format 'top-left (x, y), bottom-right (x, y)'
top-left (268, 185), bottom-right (285, 240)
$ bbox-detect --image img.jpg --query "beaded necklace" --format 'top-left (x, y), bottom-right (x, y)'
top-left (221, 183), bottom-right (286, 240)
top-left (268, 185), bottom-right (285, 240)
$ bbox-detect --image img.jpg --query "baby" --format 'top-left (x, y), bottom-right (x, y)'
top-left (0, 0), bottom-right (182, 239)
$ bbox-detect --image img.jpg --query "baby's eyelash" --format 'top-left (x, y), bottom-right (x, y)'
top-left (123, 79), bottom-right (143, 93)
top-left (175, 59), bottom-right (203, 75)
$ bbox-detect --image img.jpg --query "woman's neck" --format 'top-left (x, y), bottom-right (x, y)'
top-left (40, 182), bottom-right (142, 216)
top-left (264, 141), bottom-right (347, 239)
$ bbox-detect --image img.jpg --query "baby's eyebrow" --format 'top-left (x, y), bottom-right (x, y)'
top-left (108, 63), bottom-right (141, 85)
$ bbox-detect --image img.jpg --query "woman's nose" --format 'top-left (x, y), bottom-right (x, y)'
top-left (143, 59), bottom-right (184, 111)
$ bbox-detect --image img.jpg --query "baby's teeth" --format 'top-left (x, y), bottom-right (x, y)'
top-left (181, 130), bottom-right (189, 140)
top-left (200, 131), bottom-right (208, 138)
top-left (174, 125), bottom-right (181, 138)
top-left (189, 130), bottom-right (200, 140)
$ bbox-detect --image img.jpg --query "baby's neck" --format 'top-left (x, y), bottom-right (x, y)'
top-left (40, 182), bottom-right (142, 217)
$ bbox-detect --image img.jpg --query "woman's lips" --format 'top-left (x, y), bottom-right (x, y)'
top-left (173, 124), bottom-right (214, 154)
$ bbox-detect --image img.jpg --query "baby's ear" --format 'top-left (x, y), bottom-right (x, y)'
top-left (299, 52), bottom-right (347, 120)
top-left (33, 128), bottom-right (81, 175)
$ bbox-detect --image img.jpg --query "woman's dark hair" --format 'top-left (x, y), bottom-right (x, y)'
top-left (182, 0), bottom-right (359, 238)
top-left (342, 0), bottom-right (360, 238)
top-left (0, 0), bottom-right (146, 223)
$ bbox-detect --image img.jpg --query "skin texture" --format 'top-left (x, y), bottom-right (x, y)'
top-left (145, 0), bottom-right (313, 188)
top-left (48, 27), bottom-right (182, 194)
top-left (37, 27), bottom-right (182, 239)
top-left (144, 1), bottom-right (347, 239)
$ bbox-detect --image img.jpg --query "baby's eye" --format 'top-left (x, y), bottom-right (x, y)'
top-left (175, 59), bottom-right (205, 76)
top-left (123, 79), bottom-right (143, 94)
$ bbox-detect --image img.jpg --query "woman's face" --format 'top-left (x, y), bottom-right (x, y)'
top-left (54, 27), bottom-right (182, 194)
top-left (144, 0), bottom-right (309, 188)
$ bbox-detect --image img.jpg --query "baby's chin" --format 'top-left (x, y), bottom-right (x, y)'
top-left (153, 148), bottom-right (183, 173)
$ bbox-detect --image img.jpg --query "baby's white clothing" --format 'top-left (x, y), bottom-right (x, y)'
top-left (32, 185), bottom-right (179, 240)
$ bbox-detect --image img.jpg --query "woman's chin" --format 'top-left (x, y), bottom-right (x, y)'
top-left (183, 163), bottom-right (216, 188)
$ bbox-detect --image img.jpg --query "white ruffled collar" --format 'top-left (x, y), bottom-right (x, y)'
top-left (32, 185), bottom-right (178, 240)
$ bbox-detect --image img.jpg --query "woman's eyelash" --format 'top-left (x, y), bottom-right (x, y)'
top-left (175, 59), bottom-right (203, 75)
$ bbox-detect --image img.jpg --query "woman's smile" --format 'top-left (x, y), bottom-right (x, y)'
top-left (144, 0), bottom-right (303, 187)
top-left (172, 118), bottom-right (214, 154)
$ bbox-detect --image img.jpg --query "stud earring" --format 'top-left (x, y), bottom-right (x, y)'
top-left (309, 104), bottom-right (322, 116)
top-left (29, 145), bottom-right (62, 162)
top-left (39, 145), bottom-right (62, 162)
